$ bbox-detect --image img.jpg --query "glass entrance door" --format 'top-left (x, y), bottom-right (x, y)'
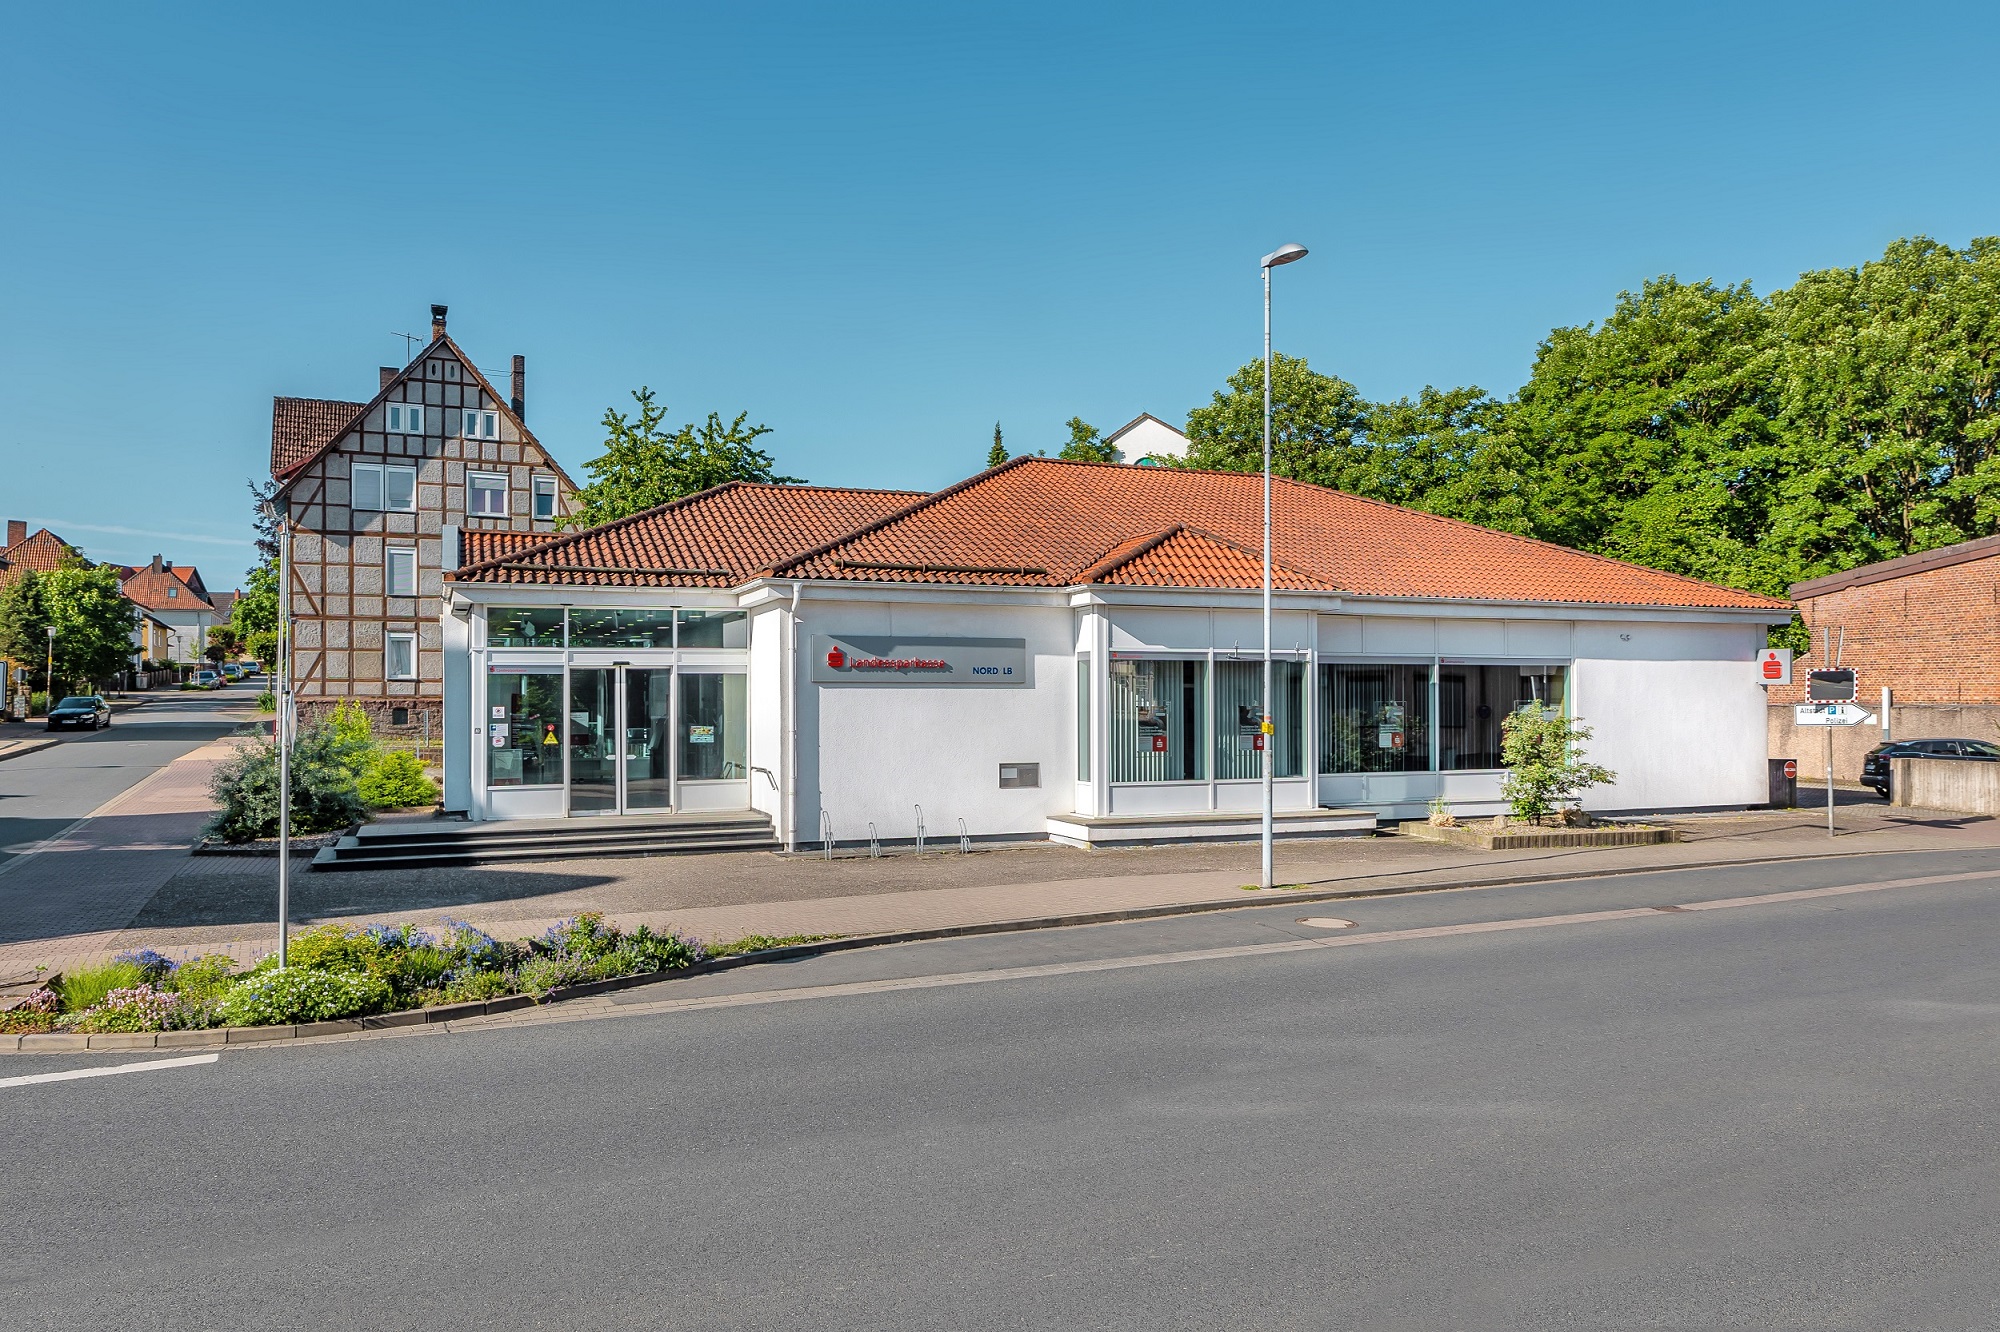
top-left (622, 668), bottom-right (673, 811)
top-left (568, 666), bottom-right (673, 815)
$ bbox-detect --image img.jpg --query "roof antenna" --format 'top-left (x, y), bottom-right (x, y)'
top-left (392, 331), bottom-right (423, 361)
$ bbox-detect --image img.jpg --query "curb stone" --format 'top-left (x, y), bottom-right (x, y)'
top-left (0, 839), bottom-right (1977, 1055)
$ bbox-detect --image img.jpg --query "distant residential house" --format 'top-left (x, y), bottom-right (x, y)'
top-left (1105, 414), bottom-right (1191, 465)
top-left (0, 520), bottom-right (80, 591)
top-left (268, 304), bottom-right (577, 731)
top-left (120, 556), bottom-right (216, 663)
top-left (133, 611), bottom-right (176, 667)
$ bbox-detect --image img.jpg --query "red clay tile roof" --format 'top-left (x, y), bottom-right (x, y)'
top-left (1082, 525), bottom-right (1342, 591)
top-left (0, 528), bottom-right (77, 581)
top-left (272, 397), bottom-right (366, 477)
top-left (460, 529), bottom-right (564, 568)
top-left (122, 564), bottom-right (213, 613)
top-left (452, 482), bottom-right (926, 587)
top-left (771, 458), bottom-right (1792, 611)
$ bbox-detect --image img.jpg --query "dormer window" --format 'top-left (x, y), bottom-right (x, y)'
top-left (385, 403), bottom-right (424, 434)
top-left (167, 586), bottom-right (178, 598)
top-left (460, 410), bottom-right (499, 440)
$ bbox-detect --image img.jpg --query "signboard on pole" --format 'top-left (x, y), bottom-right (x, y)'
top-left (1757, 648), bottom-right (1792, 685)
top-left (1795, 704), bottom-right (1877, 727)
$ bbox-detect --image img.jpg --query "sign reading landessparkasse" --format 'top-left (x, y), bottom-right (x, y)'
top-left (811, 634), bottom-right (1029, 685)
top-left (1806, 668), bottom-right (1856, 702)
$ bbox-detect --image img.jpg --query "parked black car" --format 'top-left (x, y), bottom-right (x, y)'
top-left (1860, 737), bottom-right (2000, 798)
top-left (45, 695), bottom-right (112, 731)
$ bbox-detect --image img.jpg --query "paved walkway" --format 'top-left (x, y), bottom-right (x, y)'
top-left (6, 768), bottom-right (1997, 978)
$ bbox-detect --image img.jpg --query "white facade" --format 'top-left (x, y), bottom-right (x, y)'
top-left (1103, 414), bottom-right (1190, 464)
top-left (444, 577), bottom-right (1780, 843)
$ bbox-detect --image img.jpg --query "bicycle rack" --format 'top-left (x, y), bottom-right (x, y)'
top-left (914, 804), bottom-right (926, 857)
top-left (820, 810), bottom-right (835, 861)
top-left (958, 818), bottom-right (970, 854)
top-left (867, 822), bottom-right (880, 859)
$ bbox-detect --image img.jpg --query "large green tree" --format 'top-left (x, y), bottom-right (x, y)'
top-left (0, 564), bottom-right (136, 693)
top-left (566, 387), bottom-right (801, 527)
top-left (1182, 354), bottom-right (1372, 487)
top-left (1057, 417), bottom-right (1119, 462)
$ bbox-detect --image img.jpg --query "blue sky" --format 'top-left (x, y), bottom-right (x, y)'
top-left (3, 2), bottom-right (1996, 585)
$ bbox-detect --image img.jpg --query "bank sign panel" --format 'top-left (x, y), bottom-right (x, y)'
top-left (810, 634), bottom-right (1028, 685)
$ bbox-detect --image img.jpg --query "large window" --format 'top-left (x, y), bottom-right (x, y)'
top-left (486, 668), bottom-right (562, 786)
top-left (569, 608), bottom-right (674, 648)
top-left (676, 609), bottom-right (747, 648)
top-left (386, 633), bottom-right (416, 680)
top-left (353, 462), bottom-right (417, 512)
top-left (679, 672), bottom-right (746, 780)
top-left (1076, 657), bottom-right (1091, 781)
top-left (1437, 665), bottom-right (1565, 771)
top-left (468, 472), bottom-right (508, 517)
top-left (487, 606), bottom-right (565, 648)
top-left (1213, 660), bottom-right (1304, 779)
top-left (1320, 663), bottom-right (1431, 773)
top-left (1109, 659), bottom-right (1206, 782)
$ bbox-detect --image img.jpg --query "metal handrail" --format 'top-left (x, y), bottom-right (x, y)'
top-left (750, 765), bottom-right (778, 790)
top-left (958, 818), bottom-right (970, 854)
top-left (867, 822), bottom-right (880, 859)
top-left (914, 804), bottom-right (926, 857)
top-left (820, 809), bottom-right (834, 861)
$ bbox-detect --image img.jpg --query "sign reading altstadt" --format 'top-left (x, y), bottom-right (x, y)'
top-left (810, 634), bottom-right (1029, 685)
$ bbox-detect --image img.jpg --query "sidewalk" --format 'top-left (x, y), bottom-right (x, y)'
top-left (6, 775), bottom-right (1995, 978)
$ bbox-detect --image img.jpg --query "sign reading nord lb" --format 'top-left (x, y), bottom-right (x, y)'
top-left (811, 634), bottom-right (1029, 685)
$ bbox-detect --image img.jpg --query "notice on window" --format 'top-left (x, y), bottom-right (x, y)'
top-left (687, 724), bottom-right (716, 745)
top-left (489, 723), bottom-right (508, 748)
top-left (491, 706), bottom-right (507, 720)
top-left (1136, 703), bottom-right (1166, 751)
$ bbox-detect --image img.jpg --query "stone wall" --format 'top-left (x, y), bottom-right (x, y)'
top-left (1891, 754), bottom-right (2000, 815)
top-left (1767, 702), bottom-right (2000, 780)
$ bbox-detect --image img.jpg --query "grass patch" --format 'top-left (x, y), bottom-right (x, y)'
top-left (58, 959), bottom-right (146, 1011)
top-left (707, 933), bottom-right (836, 959)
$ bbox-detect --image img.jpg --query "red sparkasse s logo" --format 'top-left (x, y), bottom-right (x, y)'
top-left (1762, 653), bottom-right (1782, 679)
top-left (826, 647), bottom-right (846, 669)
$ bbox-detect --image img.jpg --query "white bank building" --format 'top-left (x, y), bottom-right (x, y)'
top-left (439, 458), bottom-right (1793, 849)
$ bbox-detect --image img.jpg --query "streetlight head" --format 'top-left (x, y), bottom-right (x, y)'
top-left (1261, 243), bottom-right (1309, 269)
top-left (46, 625), bottom-right (56, 638)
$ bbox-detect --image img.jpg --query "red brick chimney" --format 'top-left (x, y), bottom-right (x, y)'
top-left (430, 304), bottom-right (448, 341)
top-left (149, 554), bottom-right (163, 573)
top-left (511, 355), bottom-right (526, 422)
top-left (380, 367), bottom-right (398, 389)
top-left (5, 520), bottom-right (24, 549)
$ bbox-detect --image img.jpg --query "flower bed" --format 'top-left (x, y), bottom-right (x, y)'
top-left (0, 916), bottom-right (828, 1036)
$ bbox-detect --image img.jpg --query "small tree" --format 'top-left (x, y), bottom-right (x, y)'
top-left (1499, 708), bottom-right (1615, 824)
top-left (1057, 417), bottom-right (1120, 462)
top-left (566, 387), bottom-right (802, 527)
top-left (986, 422), bottom-right (1007, 469)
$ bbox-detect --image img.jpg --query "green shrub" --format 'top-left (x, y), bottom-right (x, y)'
top-left (58, 960), bottom-right (145, 1012)
top-left (284, 923), bottom-right (383, 974)
top-left (1499, 709), bottom-right (1617, 824)
top-left (423, 969), bottom-right (517, 1005)
top-left (205, 724), bottom-right (369, 842)
top-left (256, 690), bottom-right (276, 712)
top-left (326, 701), bottom-right (377, 773)
top-left (357, 749), bottom-right (439, 809)
top-left (514, 953), bottom-right (592, 997)
top-left (29, 691), bottom-right (48, 716)
top-left (71, 985), bottom-right (184, 1033)
top-left (217, 967), bottom-right (391, 1026)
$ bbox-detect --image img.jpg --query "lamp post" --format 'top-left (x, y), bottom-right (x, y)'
top-left (1259, 242), bottom-right (1308, 891)
top-left (44, 624), bottom-right (56, 709)
top-left (262, 499), bottom-right (293, 969)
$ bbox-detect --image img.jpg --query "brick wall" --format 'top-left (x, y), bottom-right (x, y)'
top-left (1766, 549), bottom-right (2000, 778)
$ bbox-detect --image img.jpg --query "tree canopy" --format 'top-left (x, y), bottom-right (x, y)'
top-left (1058, 417), bottom-right (1119, 462)
top-left (1177, 235), bottom-right (2000, 633)
top-left (566, 387), bottom-right (802, 527)
top-left (0, 563), bottom-right (136, 692)
top-left (987, 422), bottom-right (1007, 469)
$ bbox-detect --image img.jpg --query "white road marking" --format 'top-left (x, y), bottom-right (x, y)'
top-left (450, 865), bottom-right (2000, 1035)
top-left (0, 1053), bottom-right (220, 1089)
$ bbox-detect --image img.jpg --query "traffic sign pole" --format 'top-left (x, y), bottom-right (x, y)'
top-left (1825, 726), bottom-right (1834, 838)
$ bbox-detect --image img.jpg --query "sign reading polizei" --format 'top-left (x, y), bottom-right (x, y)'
top-left (810, 634), bottom-right (1029, 685)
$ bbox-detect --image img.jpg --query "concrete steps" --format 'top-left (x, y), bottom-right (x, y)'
top-left (1045, 807), bottom-right (1379, 848)
top-left (310, 811), bottom-right (779, 870)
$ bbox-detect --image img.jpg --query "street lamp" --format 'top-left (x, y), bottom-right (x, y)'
top-left (260, 498), bottom-right (293, 969)
top-left (1260, 242), bottom-right (1308, 891)
top-left (45, 624), bottom-right (56, 710)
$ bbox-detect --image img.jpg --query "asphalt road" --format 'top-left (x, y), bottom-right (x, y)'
top-left (5, 849), bottom-right (1998, 1330)
top-left (0, 688), bottom-right (253, 866)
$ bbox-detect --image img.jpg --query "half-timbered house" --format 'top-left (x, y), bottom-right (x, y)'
top-left (269, 305), bottom-right (577, 732)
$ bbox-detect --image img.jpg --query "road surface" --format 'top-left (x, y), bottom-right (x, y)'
top-left (4, 848), bottom-right (1997, 1329)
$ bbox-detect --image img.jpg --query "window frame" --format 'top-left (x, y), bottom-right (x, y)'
top-left (532, 475), bottom-right (559, 521)
top-left (460, 409), bottom-right (500, 440)
top-left (385, 403), bottom-right (424, 435)
top-left (385, 547), bottom-right (417, 598)
top-left (385, 632), bottom-right (417, 681)
top-left (466, 471), bottom-right (509, 518)
top-left (352, 461), bottom-right (418, 513)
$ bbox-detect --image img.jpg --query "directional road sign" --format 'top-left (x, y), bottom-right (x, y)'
top-left (1794, 704), bottom-right (1877, 727)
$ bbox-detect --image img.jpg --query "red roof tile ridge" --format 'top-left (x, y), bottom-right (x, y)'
top-left (1258, 471), bottom-right (1792, 609)
top-left (763, 456), bottom-right (1039, 578)
top-left (451, 481), bottom-right (754, 577)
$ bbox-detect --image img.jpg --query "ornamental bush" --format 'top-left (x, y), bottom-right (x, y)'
top-left (59, 959), bottom-right (147, 1012)
top-left (205, 724), bottom-right (369, 842)
top-left (217, 967), bottom-right (392, 1026)
top-left (1499, 708), bottom-right (1616, 824)
top-left (357, 750), bottom-right (438, 809)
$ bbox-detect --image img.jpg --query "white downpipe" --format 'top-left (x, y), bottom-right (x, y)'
top-left (785, 581), bottom-right (802, 853)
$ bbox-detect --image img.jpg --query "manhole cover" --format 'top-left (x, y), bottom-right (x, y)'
top-left (1297, 917), bottom-right (1357, 929)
